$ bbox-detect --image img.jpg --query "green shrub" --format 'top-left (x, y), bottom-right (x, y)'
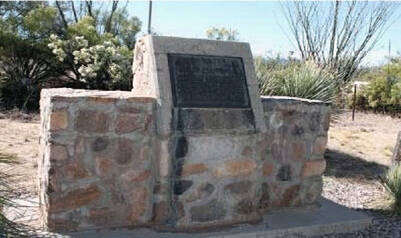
top-left (381, 165), bottom-right (401, 215)
top-left (348, 76), bottom-right (401, 114)
top-left (346, 89), bottom-right (369, 111)
top-left (256, 58), bottom-right (337, 103)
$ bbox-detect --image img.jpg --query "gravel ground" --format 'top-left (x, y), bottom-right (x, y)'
top-left (322, 177), bottom-right (386, 210)
top-left (313, 214), bottom-right (401, 238)
top-left (320, 174), bottom-right (401, 237)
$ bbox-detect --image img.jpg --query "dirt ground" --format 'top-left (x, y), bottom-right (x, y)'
top-left (0, 110), bottom-right (400, 230)
top-left (323, 111), bottom-right (401, 210)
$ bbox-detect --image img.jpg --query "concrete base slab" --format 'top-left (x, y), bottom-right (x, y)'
top-left (41, 198), bottom-right (372, 238)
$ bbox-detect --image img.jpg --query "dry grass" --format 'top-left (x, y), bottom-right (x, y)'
top-left (0, 117), bottom-right (40, 229)
top-left (328, 111), bottom-right (400, 166)
top-left (323, 111), bottom-right (401, 211)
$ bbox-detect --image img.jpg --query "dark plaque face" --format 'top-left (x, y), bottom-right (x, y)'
top-left (168, 54), bottom-right (250, 108)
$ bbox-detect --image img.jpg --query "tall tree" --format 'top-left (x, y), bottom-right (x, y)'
top-left (283, 1), bottom-right (398, 84)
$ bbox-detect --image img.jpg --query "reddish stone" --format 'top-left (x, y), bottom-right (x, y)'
top-left (50, 110), bottom-right (68, 131)
top-left (50, 145), bottom-right (68, 161)
top-left (127, 97), bottom-right (155, 104)
top-left (117, 105), bottom-right (142, 114)
top-left (88, 96), bottom-right (117, 104)
top-left (182, 163), bottom-right (208, 176)
top-left (214, 159), bottom-right (256, 177)
top-left (121, 170), bottom-right (151, 184)
top-left (95, 157), bottom-right (112, 177)
top-left (128, 187), bottom-right (148, 222)
top-left (312, 137), bottom-right (327, 156)
top-left (272, 184), bottom-right (301, 207)
top-left (89, 207), bottom-right (115, 225)
top-left (152, 201), bottom-right (169, 224)
top-left (75, 110), bottom-right (109, 133)
top-left (291, 141), bottom-right (306, 160)
top-left (323, 113), bottom-right (330, 131)
top-left (115, 113), bottom-right (145, 134)
top-left (49, 184), bottom-right (101, 212)
top-left (262, 162), bottom-right (274, 176)
top-left (63, 162), bottom-right (89, 180)
top-left (115, 138), bottom-right (136, 165)
top-left (176, 201), bottom-right (185, 219)
top-left (302, 160), bottom-right (326, 177)
top-left (281, 184), bottom-right (301, 207)
top-left (241, 146), bottom-right (253, 157)
top-left (51, 96), bottom-right (80, 103)
top-left (47, 219), bottom-right (78, 232)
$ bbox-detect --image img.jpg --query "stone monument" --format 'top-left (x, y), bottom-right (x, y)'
top-left (39, 36), bottom-right (330, 232)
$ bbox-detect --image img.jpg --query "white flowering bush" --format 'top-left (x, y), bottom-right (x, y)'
top-left (48, 34), bottom-right (132, 89)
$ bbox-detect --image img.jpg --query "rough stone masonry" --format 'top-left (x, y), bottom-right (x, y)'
top-left (39, 36), bottom-right (330, 233)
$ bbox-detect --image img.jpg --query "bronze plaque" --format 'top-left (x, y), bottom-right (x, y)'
top-left (168, 54), bottom-right (250, 108)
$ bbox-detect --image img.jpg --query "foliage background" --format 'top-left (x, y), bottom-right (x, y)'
top-left (0, 1), bottom-right (142, 111)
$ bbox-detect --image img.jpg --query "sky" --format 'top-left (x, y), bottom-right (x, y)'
top-left (127, 1), bottom-right (401, 66)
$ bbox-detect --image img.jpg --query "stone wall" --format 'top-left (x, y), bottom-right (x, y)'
top-left (39, 90), bottom-right (330, 233)
top-left (260, 96), bottom-right (330, 209)
top-left (39, 88), bottom-right (156, 232)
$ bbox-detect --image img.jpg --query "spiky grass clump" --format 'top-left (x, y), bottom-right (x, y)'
top-left (256, 58), bottom-right (338, 103)
top-left (381, 165), bottom-right (401, 215)
top-left (0, 152), bottom-right (29, 237)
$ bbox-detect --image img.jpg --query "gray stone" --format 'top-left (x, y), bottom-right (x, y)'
top-left (224, 181), bottom-right (252, 194)
top-left (174, 180), bottom-right (193, 195)
top-left (190, 199), bottom-right (226, 222)
top-left (174, 108), bottom-right (255, 133)
top-left (259, 182), bottom-right (270, 210)
top-left (236, 199), bottom-right (254, 215)
top-left (92, 137), bottom-right (109, 152)
top-left (277, 165), bottom-right (292, 181)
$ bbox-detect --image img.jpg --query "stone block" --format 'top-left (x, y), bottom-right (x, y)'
top-left (236, 199), bottom-right (254, 215)
top-left (115, 113), bottom-right (147, 134)
top-left (262, 162), bottom-right (274, 176)
top-left (190, 199), bottom-right (226, 222)
top-left (214, 159), bottom-right (256, 177)
top-left (185, 183), bottom-right (214, 203)
top-left (115, 138), bottom-right (137, 165)
top-left (76, 110), bottom-right (109, 133)
top-left (313, 137), bottom-right (327, 156)
top-left (121, 170), bottom-right (151, 184)
top-left (181, 163), bottom-right (208, 176)
top-left (258, 182), bottom-right (270, 210)
top-left (224, 181), bottom-right (252, 194)
top-left (49, 184), bottom-right (101, 213)
top-left (62, 162), bottom-right (89, 180)
top-left (50, 144), bottom-right (68, 161)
top-left (50, 110), bottom-right (68, 131)
top-left (94, 156), bottom-right (112, 177)
top-left (89, 207), bottom-right (115, 225)
top-left (275, 184), bottom-right (301, 207)
top-left (152, 201), bottom-right (169, 224)
top-left (47, 219), bottom-right (78, 232)
top-left (290, 140), bottom-right (306, 161)
top-left (128, 186), bottom-right (148, 222)
top-left (276, 164), bottom-right (292, 181)
top-left (302, 160), bottom-right (326, 177)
